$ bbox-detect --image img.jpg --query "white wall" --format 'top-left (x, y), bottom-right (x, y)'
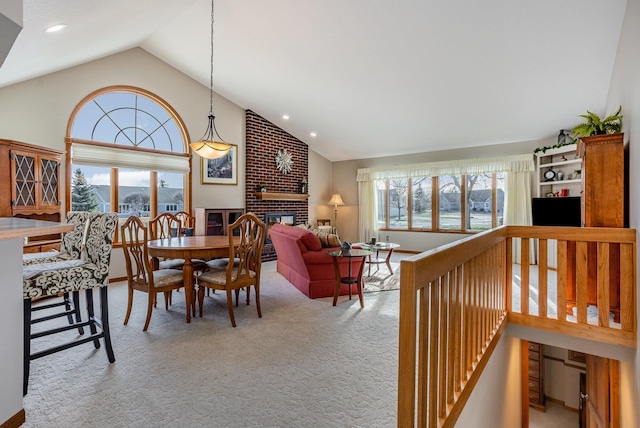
top-left (308, 149), bottom-right (334, 225)
top-left (456, 335), bottom-right (522, 427)
top-left (606, 0), bottom-right (640, 426)
top-left (543, 345), bottom-right (585, 410)
top-left (0, 238), bottom-right (24, 425)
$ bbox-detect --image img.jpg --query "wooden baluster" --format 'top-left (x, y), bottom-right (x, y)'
top-left (428, 281), bottom-right (439, 427)
top-left (620, 243), bottom-right (634, 332)
top-left (557, 240), bottom-right (567, 320)
top-left (454, 265), bottom-right (463, 394)
top-left (538, 239), bottom-right (548, 317)
top-left (438, 275), bottom-right (447, 419)
top-left (597, 242), bottom-right (610, 327)
top-left (521, 238), bottom-right (530, 315)
top-left (576, 241), bottom-right (588, 324)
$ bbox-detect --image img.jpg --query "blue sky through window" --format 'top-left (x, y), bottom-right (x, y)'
top-left (71, 91), bottom-right (186, 187)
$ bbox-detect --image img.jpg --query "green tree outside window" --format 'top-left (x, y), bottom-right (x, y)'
top-left (71, 168), bottom-right (99, 212)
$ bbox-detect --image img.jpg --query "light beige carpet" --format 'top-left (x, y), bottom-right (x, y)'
top-left (22, 261), bottom-right (399, 428)
top-left (363, 262), bottom-right (400, 292)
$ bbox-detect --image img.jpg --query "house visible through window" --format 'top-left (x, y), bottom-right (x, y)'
top-left (377, 172), bottom-right (505, 233)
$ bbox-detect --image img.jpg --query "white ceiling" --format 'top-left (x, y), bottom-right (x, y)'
top-left (0, 0), bottom-right (628, 161)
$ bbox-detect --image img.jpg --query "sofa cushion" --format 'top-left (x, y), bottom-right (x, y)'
top-left (314, 231), bottom-right (341, 248)
top-left (271, 223), bottom-right (322, 251)
top-left (301, 231), bottom-right (322, 251)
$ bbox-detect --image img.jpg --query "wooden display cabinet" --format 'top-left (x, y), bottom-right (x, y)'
top-left (566, 133), bottom-right (624, 321)
top-left (528, 341), bottom-right (545, 411)
top-left (194, 208), bottom-right (245, 236)
top-left (0, 139), bottom-right (64, 248)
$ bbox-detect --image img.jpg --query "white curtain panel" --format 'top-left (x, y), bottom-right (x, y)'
top-left (357, 170), bottom-right (378, 243)
top-left (505, 169), bottom-right (536, 264)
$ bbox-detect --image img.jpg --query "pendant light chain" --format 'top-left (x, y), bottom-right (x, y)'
top-left (209, 0), bottom-right (214, 116)
top-left (189, 0), bottom-right (231, 159)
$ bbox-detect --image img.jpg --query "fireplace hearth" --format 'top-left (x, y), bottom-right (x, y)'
top-left (265, 212), bottom-right (296, 243)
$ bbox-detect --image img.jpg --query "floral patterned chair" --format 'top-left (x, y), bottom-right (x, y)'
top-left (22, 212), bottom-right (118, 395)
top-left (23, 211), bottom-right (92, 334)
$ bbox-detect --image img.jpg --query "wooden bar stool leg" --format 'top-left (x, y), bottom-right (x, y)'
top-left (85, 289), bottom-right (101, 349)
top-left (100, 286), bottom-right (116, 363)
top-left (71, 291), bottom-right (85, 335)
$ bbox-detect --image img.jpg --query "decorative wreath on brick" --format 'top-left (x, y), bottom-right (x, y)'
top-left (275, 149), bottom-right (293, 174)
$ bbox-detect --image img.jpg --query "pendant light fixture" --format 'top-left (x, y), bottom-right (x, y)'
top-left (190, 0), bottom-right (231, 159)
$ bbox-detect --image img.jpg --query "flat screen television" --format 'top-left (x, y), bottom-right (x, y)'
top-left (531, 197), bottom-right (581, 227)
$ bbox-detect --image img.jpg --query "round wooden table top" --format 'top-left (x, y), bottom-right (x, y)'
top-left (147, 235), bottom-right (237, 250)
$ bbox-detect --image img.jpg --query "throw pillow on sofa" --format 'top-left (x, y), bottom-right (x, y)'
top-left (314, 230), bottom-right (341, 248)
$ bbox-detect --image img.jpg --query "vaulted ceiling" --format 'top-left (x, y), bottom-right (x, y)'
top-left (0, 0), bottom-right (628, 161)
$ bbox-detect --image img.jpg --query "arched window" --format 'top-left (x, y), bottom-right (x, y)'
top-left (66, 86), bottom-right (191, 241)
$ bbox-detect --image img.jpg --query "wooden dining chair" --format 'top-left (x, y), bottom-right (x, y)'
top-left (174, 210), bottom-right (196, 236)
top-left (121, 215), bottom-right (185, 331)
top-left (195, 213), bottom-right (266, 326)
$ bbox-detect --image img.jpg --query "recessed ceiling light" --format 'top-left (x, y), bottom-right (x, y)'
top-left (45, 24), bottom-right (66, 33)
top-left (310, 132), bottom-right (317, 137)
top-left (282, 114), bottom-right (290, 120)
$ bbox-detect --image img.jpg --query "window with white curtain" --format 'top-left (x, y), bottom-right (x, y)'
top-left (359, 155), bottom-right (531, 237)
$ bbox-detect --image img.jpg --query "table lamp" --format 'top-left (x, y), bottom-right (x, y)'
top-left (328, 193), bottom-right (345, 231)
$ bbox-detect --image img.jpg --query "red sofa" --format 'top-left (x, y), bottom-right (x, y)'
top-left (269, 223), bottom-right (365, 299)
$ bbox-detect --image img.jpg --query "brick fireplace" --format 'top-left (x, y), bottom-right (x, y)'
top-left (245, 110), bottom-right (308, 261)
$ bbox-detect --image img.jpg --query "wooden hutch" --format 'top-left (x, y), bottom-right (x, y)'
top-left (566, 133), bottom-right (625, 321)
top-left (0, 139), bottom-right (64, 252)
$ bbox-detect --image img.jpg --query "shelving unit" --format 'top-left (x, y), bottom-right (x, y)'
top-left (194, 208), bottom-right (245, 236)
top-left (535, 144), bottom-right (581, 198)
top-left (254, 192), bottom-right (309, 201)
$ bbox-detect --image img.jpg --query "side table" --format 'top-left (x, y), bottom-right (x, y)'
top-left (356, 242), bottom-right (400, 276)
top-left (326, 249), bottom-right (372, 308)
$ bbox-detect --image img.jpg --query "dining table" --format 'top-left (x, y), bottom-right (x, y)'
top-left (147, 235), bottom-right (239, 323)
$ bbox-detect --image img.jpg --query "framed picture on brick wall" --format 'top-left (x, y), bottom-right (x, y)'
top-left (201, 144), bottom-right (238, 185)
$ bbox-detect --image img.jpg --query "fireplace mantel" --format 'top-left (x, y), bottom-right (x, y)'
top-left (254, 192), bottom-right (309, 201)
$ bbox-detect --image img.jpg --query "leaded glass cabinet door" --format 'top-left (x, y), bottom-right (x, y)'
top-left (10, 150), bottom-right (60, 212)
top-left (11, 150), bottom-right (37, 210)
top-left (39, 156), bottom-right (60, 208)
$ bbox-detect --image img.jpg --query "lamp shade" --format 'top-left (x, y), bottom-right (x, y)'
top-left (190, 139), bottom-right (230, 159)
top-left (329, 193), bottom-right (344, 206)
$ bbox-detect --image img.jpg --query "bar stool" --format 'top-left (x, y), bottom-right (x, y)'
top-left (22, 212), bottom-right (118, 395)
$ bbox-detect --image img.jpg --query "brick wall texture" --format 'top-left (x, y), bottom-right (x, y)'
top-left (245, 110), bottom-right (309, 260)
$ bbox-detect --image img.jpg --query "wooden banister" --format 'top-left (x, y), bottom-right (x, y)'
top-left (398, 225), bottom-right (636, 427)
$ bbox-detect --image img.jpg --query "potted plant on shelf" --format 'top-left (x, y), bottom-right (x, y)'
top-left (258, 184), bottom-right (267, 193)
top-left (571, 105), bottom-right (622, 138)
